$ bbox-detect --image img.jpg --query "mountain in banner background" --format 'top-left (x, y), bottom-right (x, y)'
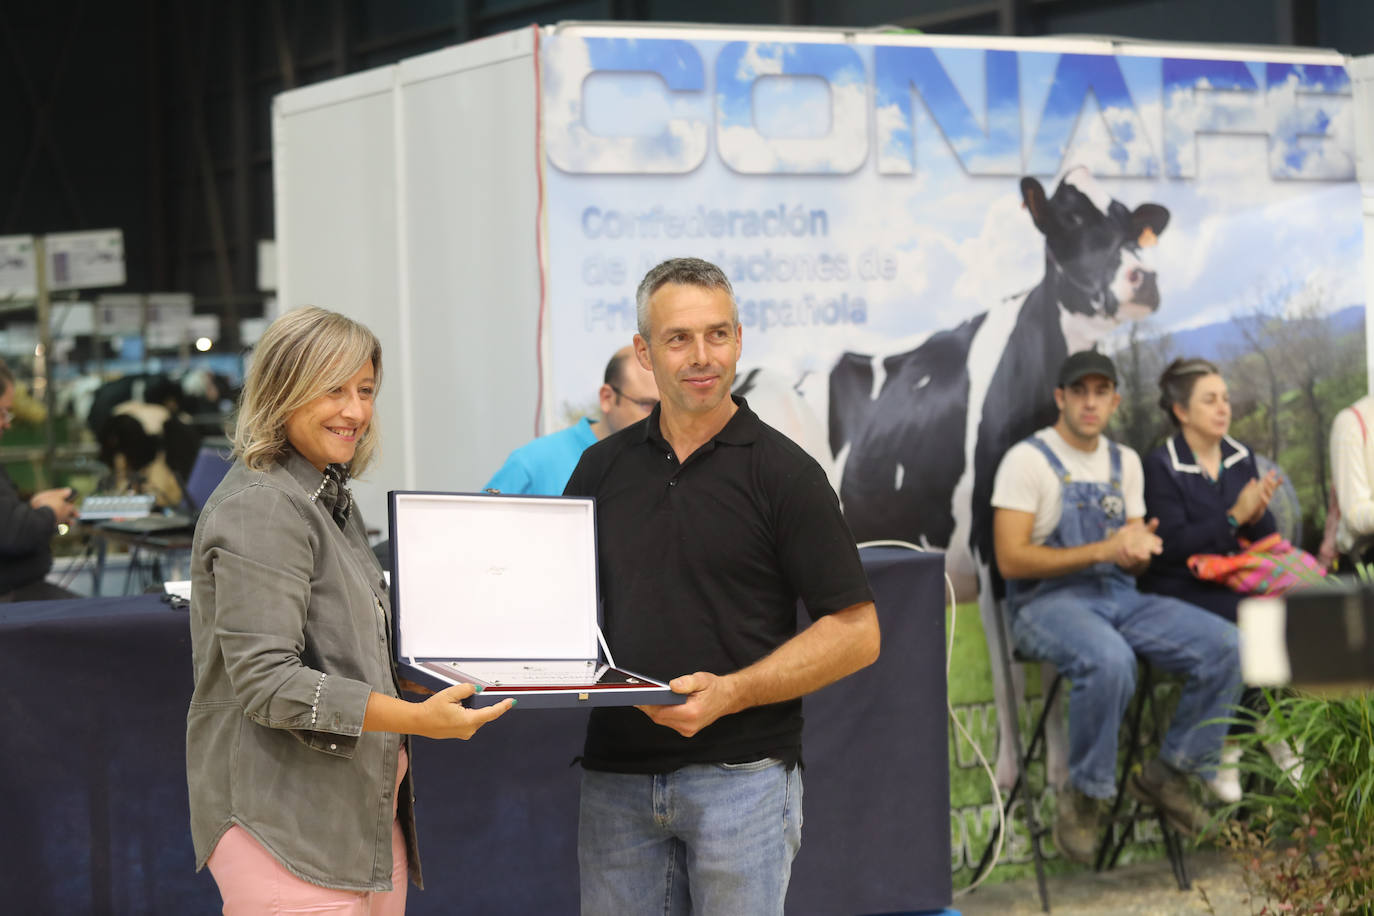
top-left (1162, 304), bottom-right (1364, 362)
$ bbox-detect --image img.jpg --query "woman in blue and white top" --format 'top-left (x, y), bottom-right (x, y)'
top-left (1139, 356), bottom-right (1279, 623)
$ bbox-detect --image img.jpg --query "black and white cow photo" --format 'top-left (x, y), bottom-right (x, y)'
top-left (829, 166), bottom-right (1170, 788)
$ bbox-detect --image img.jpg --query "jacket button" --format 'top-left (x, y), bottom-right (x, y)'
top-left (329, 743), bottom-right (338, 751)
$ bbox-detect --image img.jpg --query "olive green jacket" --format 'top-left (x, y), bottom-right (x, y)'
top-left (186, 449), bottom-right (420, 891)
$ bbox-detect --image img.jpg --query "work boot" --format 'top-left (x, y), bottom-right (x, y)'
top-left (1128, 757), bottom-right (1212, 837)
top-left (1052, 784), bottom-right (1103, 866)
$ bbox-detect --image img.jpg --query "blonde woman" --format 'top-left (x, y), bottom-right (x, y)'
top-left (186, 307), bottom-right (513, 914)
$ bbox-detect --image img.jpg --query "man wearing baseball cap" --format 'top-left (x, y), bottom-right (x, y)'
top-left (990, 350), bottom-right (1241, 864)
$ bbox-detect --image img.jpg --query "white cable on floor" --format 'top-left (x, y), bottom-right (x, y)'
top-left (855, 541), bottom-right (1006, 894)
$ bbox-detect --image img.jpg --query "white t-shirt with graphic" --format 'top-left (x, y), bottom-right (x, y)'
top-left (991, 426), bottom-right (1146, 545)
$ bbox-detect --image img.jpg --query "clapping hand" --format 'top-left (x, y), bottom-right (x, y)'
top-left (1231, 470), bottom-right (1280, 527)
top-left (1110, 518), bottom-right (1162, 569)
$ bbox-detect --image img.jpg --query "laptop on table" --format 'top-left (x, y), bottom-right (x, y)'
top-left (97, 446), bottom-right (233, 536)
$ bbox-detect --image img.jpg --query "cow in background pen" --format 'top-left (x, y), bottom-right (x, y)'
top-left (830, 166), bottom-right (1170, 788)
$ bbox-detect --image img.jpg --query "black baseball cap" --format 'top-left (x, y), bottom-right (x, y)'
top-left (1057, 350), bottom-right (1117, 388)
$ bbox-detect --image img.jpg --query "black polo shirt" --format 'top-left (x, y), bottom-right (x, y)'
top-left (564, 396), bottom-right (874, 773)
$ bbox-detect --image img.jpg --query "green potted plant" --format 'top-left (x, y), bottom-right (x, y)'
top-left (1212, 684), bottom-right (1374, 913)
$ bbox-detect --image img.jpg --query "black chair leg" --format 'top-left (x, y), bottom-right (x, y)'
top-left (1096, 661), bottom-right (1152, 871)
top-left (1094, 660), bottom-right (1194, 888)
top-left (1137, 666), bottom-right (1193, 891)
top-left (1162, 818), bottom-right (1191, 890)
top-left (122, 546), bottom-right (141, 595)
top-left (969, 669), bottom-right (1062, 895)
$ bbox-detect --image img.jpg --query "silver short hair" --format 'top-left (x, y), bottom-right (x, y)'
top-left (634, 257), bottom-right (738, 338)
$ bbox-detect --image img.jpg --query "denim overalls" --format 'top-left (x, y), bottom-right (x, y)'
top-left (1001, 434), bottom-right (1241, 797)
top-left (1006, 436), bottom-right (1132, 613)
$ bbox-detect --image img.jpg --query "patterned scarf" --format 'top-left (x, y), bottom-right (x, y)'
top-left (310, 463), bottom-right (353, 531)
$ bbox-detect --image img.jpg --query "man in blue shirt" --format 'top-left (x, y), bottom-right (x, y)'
top-left (484, 346), bottom-right (658, 495)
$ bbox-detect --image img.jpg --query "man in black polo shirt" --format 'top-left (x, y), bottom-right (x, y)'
top-left (564, 257), bottom-right (880, 915)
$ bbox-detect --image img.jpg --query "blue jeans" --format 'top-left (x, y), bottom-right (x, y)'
top-left (1011, 577), bottom-right (1242, 799)
top-left (578, 760), bottom-right (803, 916)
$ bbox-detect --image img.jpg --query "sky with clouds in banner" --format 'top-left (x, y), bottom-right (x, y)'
top-left (540, 32), bottom-right (1362, 417)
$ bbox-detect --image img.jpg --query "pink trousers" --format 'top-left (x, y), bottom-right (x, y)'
top-left (208, 746), bottom-right (410, 915)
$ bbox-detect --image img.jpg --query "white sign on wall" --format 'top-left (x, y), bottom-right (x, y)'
top-left (144, 294), bottom-right (195, 349)
top-left (95, 293), bottom-right (145, 334)
top-left (0, 235), bottom-right (37, 300)
top-left (51, 301), bottom-right (95, 336)
top-left (45, 229), bottom-right (126, 291)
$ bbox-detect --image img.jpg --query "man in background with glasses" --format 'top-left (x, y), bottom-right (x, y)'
top-left (484, 345), bottom-right (659, 495)
top-left (0, 360), bottom-right (80, 601)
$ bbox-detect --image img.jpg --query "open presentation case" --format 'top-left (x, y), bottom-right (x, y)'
top-left (387, 490), bottom-right (685, 709)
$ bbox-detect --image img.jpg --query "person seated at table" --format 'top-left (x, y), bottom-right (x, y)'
top-left (992, 350), bottom-right (1241, 865)
top-left (1324, 390), bottom-right (1374, 568)
top-left (0, 360), bottom-right (80, 602)
top-left (186, 306), bottom-right (515, 914)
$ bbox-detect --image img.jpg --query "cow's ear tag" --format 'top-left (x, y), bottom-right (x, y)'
top-left (1138, 226), bottom-right (1158, 248)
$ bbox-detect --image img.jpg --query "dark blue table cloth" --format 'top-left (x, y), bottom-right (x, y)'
top-left (0, 548), bottom-right (949, 915)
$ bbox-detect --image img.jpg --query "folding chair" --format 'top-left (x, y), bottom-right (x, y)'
top-left (971, 596), bottom-right (1190, 912)
top-left (1093, 660), bottom-right (1191, 890)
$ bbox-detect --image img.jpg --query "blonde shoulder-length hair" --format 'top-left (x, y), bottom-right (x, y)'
top-left (233, 306), bottom-right (383, 475)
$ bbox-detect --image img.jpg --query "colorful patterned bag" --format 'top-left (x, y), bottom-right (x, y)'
top-left (1187, 532), bottom-right (1327, 596)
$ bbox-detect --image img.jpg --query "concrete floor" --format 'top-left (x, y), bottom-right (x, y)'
top-left (955, 850), bottom-right (1258, 916)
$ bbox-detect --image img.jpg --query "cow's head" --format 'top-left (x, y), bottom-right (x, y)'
top-left (1021, 167), bottom-right (1169, 322)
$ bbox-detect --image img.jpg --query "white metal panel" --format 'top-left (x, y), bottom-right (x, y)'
top-left (396, 44), bottom-right (540, 500)
top-left (1352, 53), bottom-right (1374, 393)
top-left (274, 65), bottom-right (395, 118)
top-left (273, 76), bottom-right (407, 527)
top-left (398, 27), bottom-right (536, 84)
